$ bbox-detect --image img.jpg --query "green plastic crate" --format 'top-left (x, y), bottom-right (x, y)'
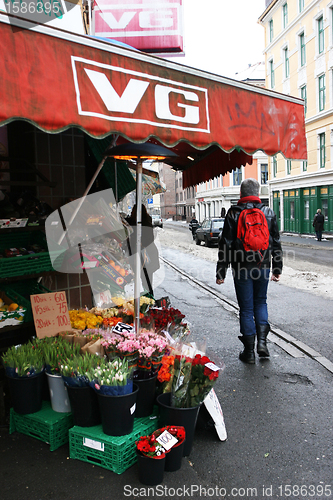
top-left (69, 409), bottom-right (159, 474)
top-left (0, 231), bottom-right (54, 278)
top-left (2, 279), bottom-right (51, 322)
top-left (9, 401), bottom-right (73, 451)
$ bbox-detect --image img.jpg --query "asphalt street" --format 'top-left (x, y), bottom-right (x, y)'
top-left (1, 231), bottom-right (333, 500)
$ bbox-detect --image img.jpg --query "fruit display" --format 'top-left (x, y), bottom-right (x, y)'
top-left (0, 294), bottom-right (26, 328)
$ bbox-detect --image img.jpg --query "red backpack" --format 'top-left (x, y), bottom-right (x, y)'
top-left (236, 207), bottom-right (270, 263)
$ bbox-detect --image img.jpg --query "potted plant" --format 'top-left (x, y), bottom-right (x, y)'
top-left (134, 330), bottom-right (168, 417)
top-left (101, 330), bottom-right (140, 369)
top-left (154, 425), bottom-right (186, 472)
top-left (2, 339), bottom-right (45, 414)
top-left (59, 352), bottom-right (101, 427)
top-left (157, 346), bottom-right (223, 456)
top-left (136, 432), bottom-right (166, 485)
top-left (87, 358), bottom-right (138, 436)
top-left (40, 337), bottom-right (81, 413)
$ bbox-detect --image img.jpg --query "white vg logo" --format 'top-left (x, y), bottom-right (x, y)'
top-left (72, 56), bottom-right (210, 133)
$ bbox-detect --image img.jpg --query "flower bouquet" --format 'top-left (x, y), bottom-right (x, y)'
top-left (101, 329), bottom-right (140, 369)
top-left (136, 433), bottom-right (166, 459)
top-left (87, 357), bottom-right (133, 396)
top-left (2, 339), bottom-right (46, 415)
top-left (135, 330), bottom-right (168, 379)
top-left (157, 354), bottom-right (175, 393)
top-left (59, 352), bottom-right (101, 387)
top-left (161, 343), bottom-right (223, 408)
top-left (69, 309), bottom-right (103, 330)
top-left (40, 336), bottom-right (81, 375)
top-left (141, 306), bottom-right (186, 333)
top-left (187, 354), bottom-right (220, 408)
top-left (2, 339), bottom-right (44, 378)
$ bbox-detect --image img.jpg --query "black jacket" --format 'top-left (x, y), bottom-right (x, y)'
top-left (313, 213), bottom-right (324, 231)
top-left (216, 201), bottom-right (283, 280)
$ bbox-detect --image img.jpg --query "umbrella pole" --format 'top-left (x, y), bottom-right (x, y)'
top-left (134, 158), bottom-right (143, 335)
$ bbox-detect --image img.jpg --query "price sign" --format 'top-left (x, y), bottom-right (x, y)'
top-left (156, 430), bottom-right (178, 451)
top-left (112, 322), bottom-right (135, 335)
top-left (204, 388), bottom-right (227, 441)
top-left (30, 291), bottom-right (71, 339)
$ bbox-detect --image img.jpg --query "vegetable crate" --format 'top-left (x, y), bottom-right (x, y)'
top-left (2, 279), bottom-right (51, 323)
top-left (9, 401), bottom-right (74, 451)
top-left (0, 231), bottom-right (54, 278)
top-left (69, 408), bottom-right (159, 474)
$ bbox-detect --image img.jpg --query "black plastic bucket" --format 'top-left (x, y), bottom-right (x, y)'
top-left (165, 438), bottom-right (185, 471)
top-left (136, 450), bottom-right (165, 485)
top-left (7, 371), bottom-right (44, 415)
top-left (156, 392), bottom-right (200, 456)
top-left (135, 373), bottom-right (157, 418)
top-left (97, 384), bottom-right (139, 436)
top-left (67, 385), bottom-right (101, 427)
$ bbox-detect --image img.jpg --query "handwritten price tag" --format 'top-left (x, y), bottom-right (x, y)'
top-left (30, 291), bottom-right (71, 338)
top-left (156, 430), bottom-right (178, 451)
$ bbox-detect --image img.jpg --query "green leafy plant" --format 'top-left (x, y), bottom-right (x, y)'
top-left (87, 357), bottom-right (133, 395)
top-left (59, 352), bottom-right (101, 387)
top-left (40, 337), bottom-right (81, 375)
top-left (2, 339), bottom-right (44, 377)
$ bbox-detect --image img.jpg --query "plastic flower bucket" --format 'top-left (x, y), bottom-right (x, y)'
top-left (156, 392), bottom-right (200, 456)
top-left (46, 373), bottom-right (71, 413)
top-left (97, 384), bottom-right (139, 436)
top-left (7, 371), bottom-right (44, 415)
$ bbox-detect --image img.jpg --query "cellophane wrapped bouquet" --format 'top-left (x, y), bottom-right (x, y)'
top-left (158, 341), bottom-right (224, 408)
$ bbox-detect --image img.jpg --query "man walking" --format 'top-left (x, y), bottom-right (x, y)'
top-left (216, 178), bottom-right (282, 364)
top-left (313, 209), bottom-right (324, 241)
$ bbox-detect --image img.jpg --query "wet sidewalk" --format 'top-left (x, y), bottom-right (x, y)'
top-left (1, 259), bottom-right (333, 500)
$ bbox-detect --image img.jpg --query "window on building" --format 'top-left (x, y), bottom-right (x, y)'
top-left (302, 160), bottom-right (308, 171)
top-left (283, 3), bottom-right (288, 29)
top-left (273, 156), bottom-right (277, 177)
top-left (300, 33), bottom-right (306, 67)
top-left (286, 160), bottom-right (291, 175)
top-left (301, 85), bottom-right (307, 115)
top-left (319, 132), bottom-right (326, 167)
top-left (319, 74), bottom-right (325, 111)
top-left (284, 47), bottom-right (290, 78)
top-left (318, 16), bottom-right (324, 54)
top-left (233, 167), bottom-right (242, 186)
top-left (304, 200), bottom-right (309, 219)
top-left (261, 164), bottom-right (268, 184)
top-left (322, 199), bottom-right (328, 220)
top-left (269, 60), bottom-right (275, 88)
top-left (290, 201), bottom-right (295, 219)
top-left (269, 19), bottom-right (274, 42)
top-left (299, 0), bottom-right (304, 13)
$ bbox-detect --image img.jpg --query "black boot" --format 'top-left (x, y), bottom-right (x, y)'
top-left (238, 335), bottom-right (255, 364)
top-left (256, 324), bottom-right (270, 357)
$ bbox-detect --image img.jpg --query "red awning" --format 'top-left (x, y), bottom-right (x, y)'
top-left (0, 14), bottom-right (307, 186)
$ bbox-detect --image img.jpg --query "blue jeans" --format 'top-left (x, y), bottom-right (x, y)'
top-left (233, 268), bottom-right (270, 336)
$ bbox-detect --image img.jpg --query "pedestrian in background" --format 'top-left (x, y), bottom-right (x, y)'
top-left (216, 178), bottom-right (283, 364)
top-left (313, 209), bottom-right (324, 241)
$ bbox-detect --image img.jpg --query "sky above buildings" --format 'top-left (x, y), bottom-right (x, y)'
top-left (165, 0), bottom-right (266, 80)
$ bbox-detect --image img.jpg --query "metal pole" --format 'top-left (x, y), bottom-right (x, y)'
top-left (134, 158), bottom-right (142, 335)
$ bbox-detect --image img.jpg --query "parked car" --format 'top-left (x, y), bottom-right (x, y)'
top-left (151, 214), bottom-right (163, 228)
top-left (195, 218), bottom-right (225, 247)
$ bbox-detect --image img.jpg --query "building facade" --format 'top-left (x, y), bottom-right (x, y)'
top-left (259, 0), bottom-right (333, 234)
top-left (195, 151), bottom-right (270, 222)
